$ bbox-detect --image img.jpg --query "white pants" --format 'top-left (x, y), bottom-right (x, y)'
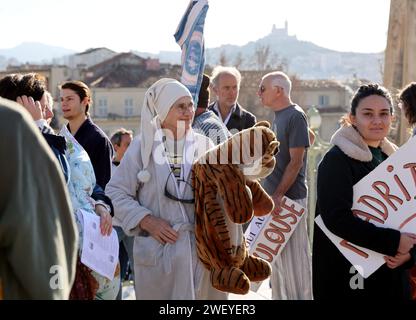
top-left (270, 198), bottom-right (313, 300)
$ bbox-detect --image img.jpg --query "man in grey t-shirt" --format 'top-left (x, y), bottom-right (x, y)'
top-left (262, 105), bottom-right (309, 200)
top-left (258, 71), bottom-right (313, 300)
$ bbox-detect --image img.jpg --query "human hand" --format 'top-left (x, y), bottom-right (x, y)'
top-left (139, 215), bottom-right (179, 245)
top-left (16, 95), bottom-right (43, 121)
top-left (384, 253), bottom-right (411, 269)
top-left (272, 193), bottom-right (284, 212)
top-left (95, 204), bottom-right (113, 236)
top-left (397, 233), bottom-right (416, 254)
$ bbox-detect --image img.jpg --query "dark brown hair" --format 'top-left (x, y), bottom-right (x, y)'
top-left (0, 74), bottom-right (23, 101)
top-left (60, 80), bottom-right (92, 115)
top-left (341, 83), bottom-right (393, 126)
top-left (110, 128), bottom-right (133, 146)
top-left (0, 73), bottom-right (46, 102)
top-left (398, 82), bottom-right (416, 126)
top-left (351, 83), bottom-right (393, 115)
top-left (19, 73), bottom-right (47, 101)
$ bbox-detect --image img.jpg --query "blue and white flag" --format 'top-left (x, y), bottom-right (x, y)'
top-left (174, 0), bottom-right (209, 107)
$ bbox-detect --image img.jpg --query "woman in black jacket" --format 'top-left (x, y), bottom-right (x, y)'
top-left (312, 83), bottom-right (416, 300)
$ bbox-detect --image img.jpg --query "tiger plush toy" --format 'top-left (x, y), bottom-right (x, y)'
top-left (192, 121), bottom-right (279, 295)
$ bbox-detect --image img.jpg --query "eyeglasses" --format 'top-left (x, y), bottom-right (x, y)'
top-left (164, 170), bottom-right (194, 204)
top-left (259, 85), bottom-right (281, 94)
top-left (174, 104), bottom-right (194, 114)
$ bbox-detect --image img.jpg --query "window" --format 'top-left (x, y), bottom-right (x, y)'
top-left (318, 95), bottom-right (329, 107)
top-left (98, 98), bottom-right (108, 117)
top-left (124, 98), bottom-right (134, 117)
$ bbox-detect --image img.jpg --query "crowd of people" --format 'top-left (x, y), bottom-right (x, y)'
top-left (0, 65), bottom-right (415, 300)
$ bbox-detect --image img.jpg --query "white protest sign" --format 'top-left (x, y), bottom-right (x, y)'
top-left (244, 216), bottom-right (268, 250)
top-left (316, 135), bottom-right (416, 278)
top-left (244, 196), bottom-right (307, 291)
top-left (315, 216), bottom-right (386, 278)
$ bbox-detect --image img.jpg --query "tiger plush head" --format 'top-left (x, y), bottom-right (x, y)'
top-left (201, 121), bottom-right (279, 181)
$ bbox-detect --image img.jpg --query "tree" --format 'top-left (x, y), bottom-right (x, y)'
top-left (254, 44), bottom-right (271, 70)
top-left (218, 50), bottom-right (228, 66)
top-left (234, 51), bottom-right (244, 69)
top-left (280, 57), bottom-right (290, 73)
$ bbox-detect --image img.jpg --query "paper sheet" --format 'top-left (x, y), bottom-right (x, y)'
top-left (77, 209), bottom-right (119, 280)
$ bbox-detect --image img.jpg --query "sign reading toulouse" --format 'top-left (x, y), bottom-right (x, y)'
top-left (244, 196), bottom-right (307, 290)
top-left (316, 135), bottom-right (416, 278)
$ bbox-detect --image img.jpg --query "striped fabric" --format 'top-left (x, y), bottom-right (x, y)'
top-left (40, 125), bottom-right (54, 135)
top-left (167, 152), bottom-right (183, 182)
top-left (174, 0), bottom-right (209, 106)
top-left (270, 198), bottom-right (313, 300)
top-left (193, 110), bottom-right (231, 145)
top-left (35, 119), bottom-right (55, 134)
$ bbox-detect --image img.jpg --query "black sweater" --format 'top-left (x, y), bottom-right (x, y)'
top-left (208, 102), bottom-right (256, 132)
top-left (68, 118), bottom-right (113, 189)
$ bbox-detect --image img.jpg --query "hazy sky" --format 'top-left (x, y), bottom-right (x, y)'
top-left (0, 0), bottom-right (391, 53)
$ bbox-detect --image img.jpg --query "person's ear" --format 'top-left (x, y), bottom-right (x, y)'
top-left (80, 97), bottom-right (90, 113)
top-left (348, 113), bottom-right (356, 126)
top-left (81, 96), bottom-right (89, 107)
top-left (275, 86), bottom-right (283, 98)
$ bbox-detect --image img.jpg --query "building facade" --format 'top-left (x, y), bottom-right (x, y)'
top-left (0, 64), bottom-right (71, 98)
top-left (67, 47), bottom-right (117, 69)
